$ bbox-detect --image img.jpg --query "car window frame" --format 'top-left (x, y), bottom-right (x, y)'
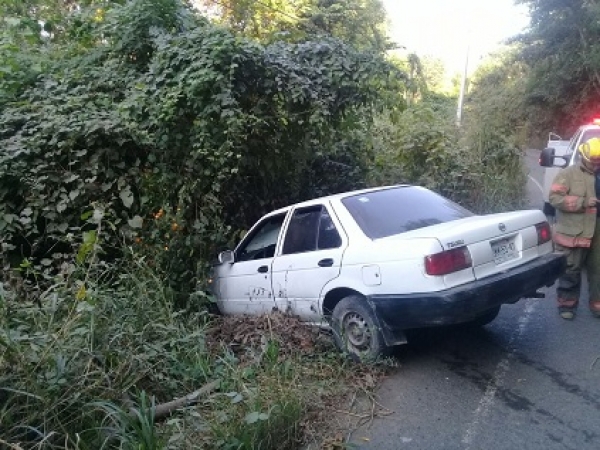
top-left (234, 212), bottom-right (287, 262)
top-left (570, 128), bottom-right (600, 165)
top-left (568, 129), bottom-right (583, 152)
top-left (281, 204), bottom-right (343, 255)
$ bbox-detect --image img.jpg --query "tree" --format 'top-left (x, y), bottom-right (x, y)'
top-left (515, 0), bottom-right (600, 133)
top-left (420, 56), bottom-right (447, 93)
top-left (195, 0), bottom-right (391, 52)
top-left (466, 49), bottom-right (530, 144)
top-left (299, 0), bottom-right (390, 52)
top-left (194, 0), bottom-right (308, 41)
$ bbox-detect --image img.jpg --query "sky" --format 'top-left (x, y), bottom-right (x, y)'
top-left (382, 0), bottom-right (530, 74)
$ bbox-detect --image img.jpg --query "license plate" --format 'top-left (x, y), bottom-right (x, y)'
top-left (491, 238), bottom-right (518, 264)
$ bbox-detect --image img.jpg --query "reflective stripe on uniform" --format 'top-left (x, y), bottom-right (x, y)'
top-left (551, 183), bottom-right (568, 194)
top-left (553, 232), bottom-right (592, 248)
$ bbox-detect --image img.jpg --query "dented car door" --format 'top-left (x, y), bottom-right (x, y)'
top-left (271, 204), bottom-right (346, 321)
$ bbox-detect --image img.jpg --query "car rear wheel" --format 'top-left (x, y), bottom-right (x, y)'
top-left (467, 306), bottom-right (501, 327)
top-left (332, 295), bottom-right (388, 362)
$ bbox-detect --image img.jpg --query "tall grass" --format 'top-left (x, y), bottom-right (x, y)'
top-left (1, 245), bottom-right (382, 449)
top-left (0, 247), bottom-right (212, 448)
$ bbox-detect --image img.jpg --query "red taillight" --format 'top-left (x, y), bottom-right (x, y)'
top-left (536, 221), bottom-right (552, 245)
top-left (425, 246), bottom-right (472, 276)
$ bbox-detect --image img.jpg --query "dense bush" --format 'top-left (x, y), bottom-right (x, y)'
top-left (0, 0), bottom-right (404, 296)
top-left (367, 99), bottom-right (526, 214)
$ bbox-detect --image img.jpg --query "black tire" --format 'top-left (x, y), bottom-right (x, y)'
top-left (467, 306), bottom-right (501, 327)
top-left (332, 295), bottom-right (388, 362)
top-left (206, 301), bottom-right (222, 316)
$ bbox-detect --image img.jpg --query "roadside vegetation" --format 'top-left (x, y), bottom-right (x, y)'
top-left (3, 0), bottom-right (594, 447)
top-left (1, 243), bottom-right (390, 448)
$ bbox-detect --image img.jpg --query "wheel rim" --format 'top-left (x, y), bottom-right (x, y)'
top-left (343, 311), bottom-right (372, 351)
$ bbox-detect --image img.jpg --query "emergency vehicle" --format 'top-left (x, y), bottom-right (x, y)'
top-left (540, 120), bottom-right (600, 215)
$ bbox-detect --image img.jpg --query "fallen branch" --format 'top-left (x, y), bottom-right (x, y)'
top-left (333, 409), bottom-right (370, 419)
top-left (129, 380), bottom-right (220, 421)
top-left (0, 439), bottom-right (24, 450)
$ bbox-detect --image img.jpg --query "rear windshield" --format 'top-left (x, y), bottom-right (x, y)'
top-left (341, 186), bottom-right (473, 239)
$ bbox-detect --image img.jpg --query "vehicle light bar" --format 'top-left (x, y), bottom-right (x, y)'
top-left (425, 246), bottom-right (472, 276)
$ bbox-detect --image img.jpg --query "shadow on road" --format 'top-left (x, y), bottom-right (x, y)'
top-left (388, 323), bottom-right (506, 363)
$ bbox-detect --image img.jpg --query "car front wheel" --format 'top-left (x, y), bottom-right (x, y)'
top-left (332, 295), bottom-right (388, 362)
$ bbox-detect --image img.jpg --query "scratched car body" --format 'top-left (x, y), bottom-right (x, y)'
top-left (212, 185), bottom-right (565, 360)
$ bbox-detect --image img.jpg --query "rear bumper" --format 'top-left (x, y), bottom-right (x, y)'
top-left (367, 252), bottom-right (566, 331)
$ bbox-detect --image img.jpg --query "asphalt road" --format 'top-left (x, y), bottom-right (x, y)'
top-left (351, 150), bottom-right (600, 450)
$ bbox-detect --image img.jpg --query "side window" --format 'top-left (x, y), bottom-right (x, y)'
top-left (318, 208), bottom-right (342, 250)
top-left (572, 130), bottom-right (600, 164)
top-left (283, 206), bottom-right (342, 255)
top-left (236, 214), bottom-right (285, 262)
top-left (581, 129), bottom-right (600, 146)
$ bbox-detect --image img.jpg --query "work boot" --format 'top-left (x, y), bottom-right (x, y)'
top-left (559, 310), bottom-right (575, 320)
top-left (589, 301), bottom-right (600, 318)
top-left (557, 297), bottom-right (578, 310)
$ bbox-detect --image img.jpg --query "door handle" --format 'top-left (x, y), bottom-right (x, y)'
top-left (318, 258), bottom-right (334, 267)
top-left (257, 265), bottom-right (269, 273)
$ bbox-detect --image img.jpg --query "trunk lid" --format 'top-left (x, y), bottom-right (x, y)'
top-left (379, 210), bottom-right (549, 281)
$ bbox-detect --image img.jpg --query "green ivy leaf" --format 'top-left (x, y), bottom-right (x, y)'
top-left (127, 215), bottom-right (143, 229)
top-left (244, 411), bottom-right (260, 424)
top-left (120, 186), bottom-right (134, 209)
top-left (81, 210), bottom-right (93, 221)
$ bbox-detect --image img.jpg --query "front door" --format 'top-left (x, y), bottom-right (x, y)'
top-left (271, 205), bottom-right (346, 322)
top-left (216, 213), bottom-right (287, 315)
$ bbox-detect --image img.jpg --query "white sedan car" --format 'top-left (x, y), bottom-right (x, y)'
top-left (211, 185), bottom-right (565, 361)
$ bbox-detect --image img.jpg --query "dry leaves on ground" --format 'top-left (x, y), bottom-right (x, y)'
top-left (205, 312), bottom-right (333, 362)
top-left (203, 312), bottom-right (397, 449)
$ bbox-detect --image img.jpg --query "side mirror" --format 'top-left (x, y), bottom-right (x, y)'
top-left (539, 148), bottom-right (555, 167)
top-left (218, 250), bottom-right (235, 264)
top-left (539, 148), bottom-right (569, 168)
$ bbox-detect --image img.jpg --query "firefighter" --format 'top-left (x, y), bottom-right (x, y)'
top-left (550, 137), bottom-right (600, 319)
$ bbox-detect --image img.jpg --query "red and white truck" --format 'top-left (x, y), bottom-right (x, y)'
top-left (539, 120), bottom-right (600, 215)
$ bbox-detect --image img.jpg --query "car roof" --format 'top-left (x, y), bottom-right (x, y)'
top-left (578, 124), bottom-right (600, 132)
top-left (266, 184), bottom-right (412, 216)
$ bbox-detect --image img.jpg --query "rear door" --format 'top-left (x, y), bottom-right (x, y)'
top-left (271, 204), bottom-right (346, 322)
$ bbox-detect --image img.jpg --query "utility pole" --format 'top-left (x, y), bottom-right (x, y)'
top-left (456, 43), bottom-right (470, 127)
